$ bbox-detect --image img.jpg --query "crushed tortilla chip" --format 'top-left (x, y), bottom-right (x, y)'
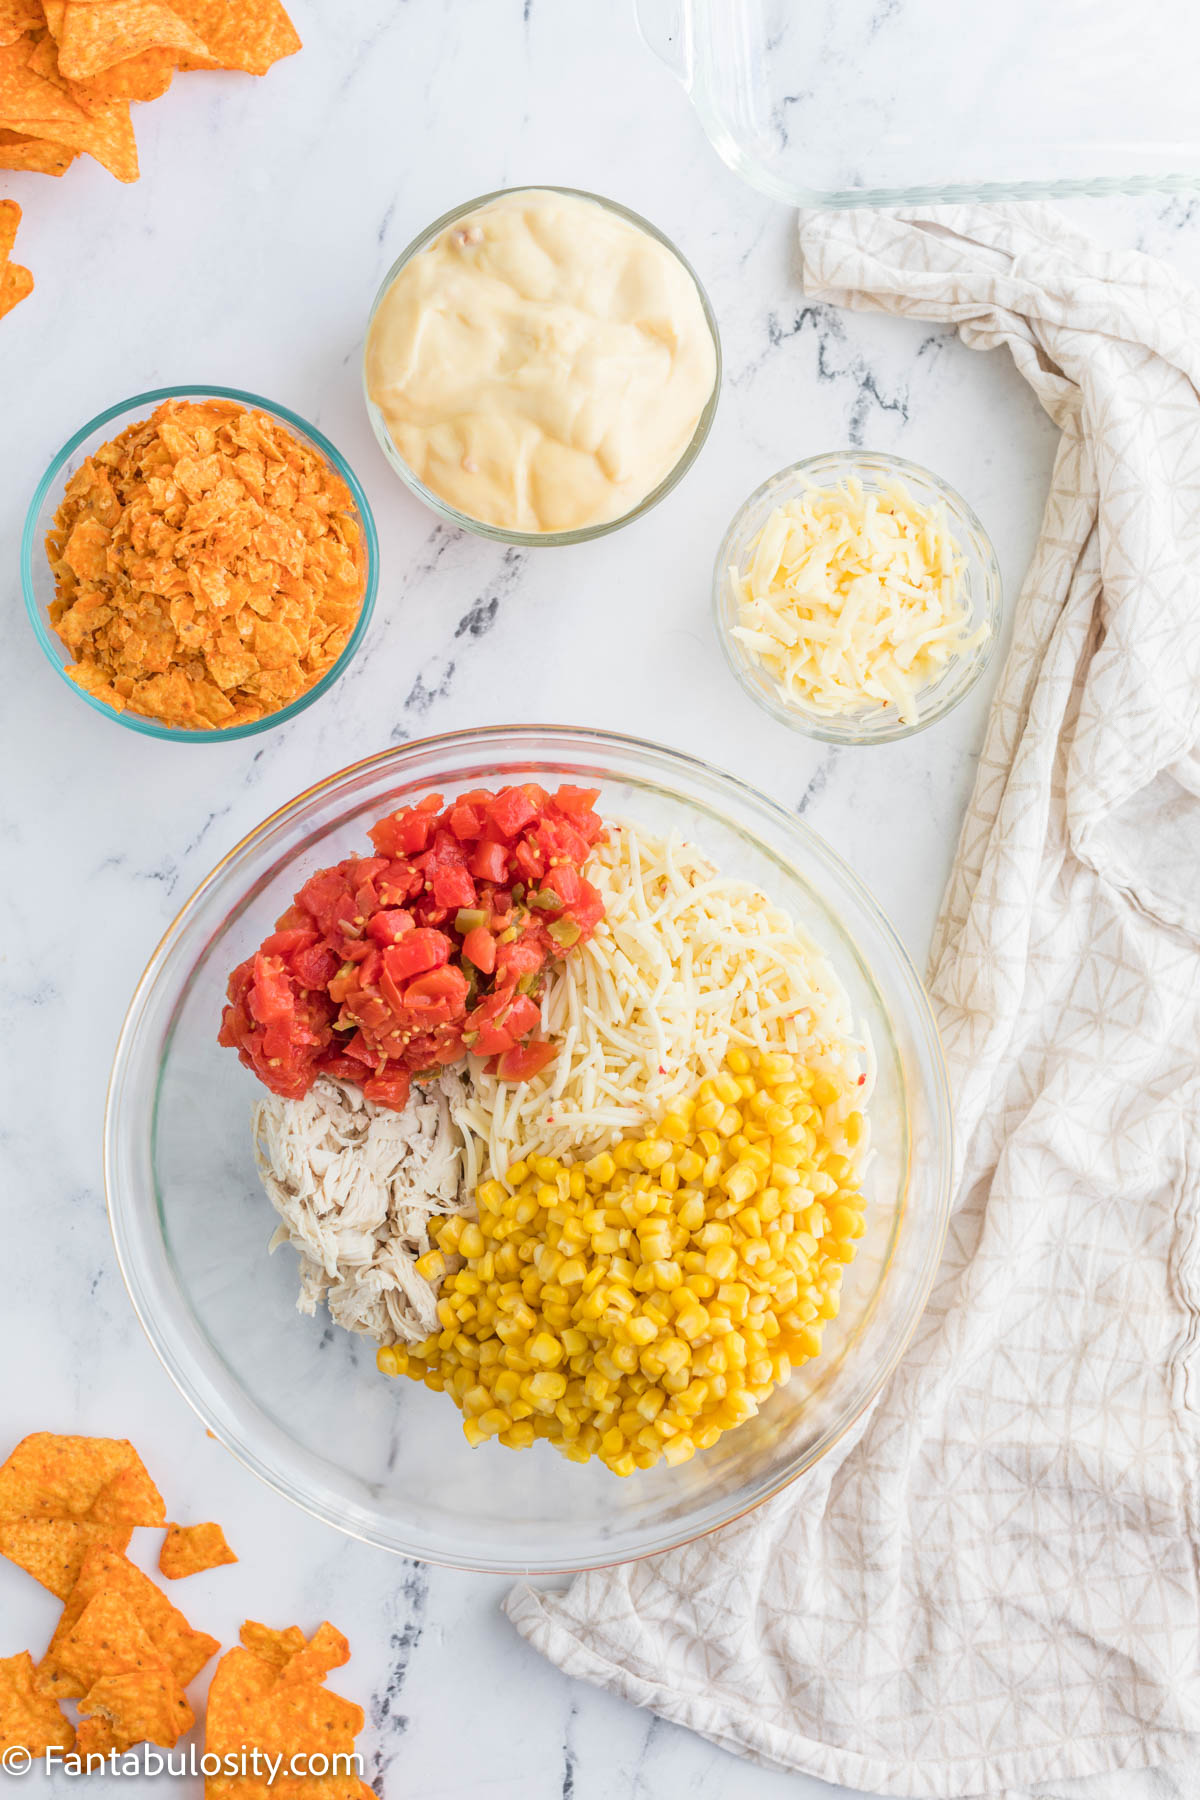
top-left (0, 1433), bottom-right (163, 1598)
top-left (0, 1652), bottom-right (74, 1760)
top-left (39, 1546), bottom-right (219, 1700)
top-left (205, 1621), bottom-right (374, 1800)
top-left (47, 399), bottom-right (369, 731)
top-left (159, 1520), bottom-right (238, 1580)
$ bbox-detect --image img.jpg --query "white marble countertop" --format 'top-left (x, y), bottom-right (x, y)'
top-left (3, 5), bottom-right (1199, 1796)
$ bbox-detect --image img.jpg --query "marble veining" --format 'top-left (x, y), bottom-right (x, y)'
top-left (2, 2), bottom-right (1200, 1795)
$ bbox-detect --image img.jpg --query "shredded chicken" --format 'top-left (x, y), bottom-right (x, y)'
top-left (252, 1071), bottom-right (470, 1346)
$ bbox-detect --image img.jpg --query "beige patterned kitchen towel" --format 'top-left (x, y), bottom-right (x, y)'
top-left (505, 206), bottom-right (1200, 1798)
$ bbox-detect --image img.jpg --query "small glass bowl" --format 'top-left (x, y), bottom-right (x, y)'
top-left (362, 187), bottom-right (722, 547)
top-left (714, 451), bottom-right (1002, 745)
top-left (22, 385), bottom-right (379, 744)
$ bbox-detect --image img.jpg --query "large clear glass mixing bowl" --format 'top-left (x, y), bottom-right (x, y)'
top-left (105, 726), bottom-right (952, 1572)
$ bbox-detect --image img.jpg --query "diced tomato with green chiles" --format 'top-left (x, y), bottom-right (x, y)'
top-left (496, 1039), bottom-right (559, 1082)
top-left (366, 908), bottom-right (415, 945)
top-left (218, 783), bottom-right (606, 1109)
top-left (469, 839), bottom-right (509, 882)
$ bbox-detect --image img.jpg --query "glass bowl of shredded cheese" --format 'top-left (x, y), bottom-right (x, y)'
top-left (106, 725), bottom-right (952, 1572)
top-left (714, 452), bottom-right (1001, 744)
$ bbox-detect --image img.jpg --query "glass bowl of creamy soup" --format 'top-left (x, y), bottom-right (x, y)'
top-left (363, 187), bottom-right (721, 545)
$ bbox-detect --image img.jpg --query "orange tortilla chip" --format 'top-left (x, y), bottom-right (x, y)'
top-left (0, 194), bottom-right (19, 260)
top-left (0, 0), bottom-right (41, 47)
top-left (0, 1433), bottom-right (163, 1526)
top-left (238, 1622), bottom-right (306, 1669)
top-left (79, 1668), bottom-right (194, 1751)
top-left (205, 1622), bottom-right (372, 1799)
top-left (54, 1591), bottom-right (164, 1692)
top-left (275, 1621), bottom-right (350, 1688)
top-left (173, 0), bottom-right (299, 75)
top-left (89, 1461), bottom-right (167, 1529)
top-left (54, 0), bottom-right (207, 80)
top-left (159, 1521), bottom-right (238, 1580)
top-left (0, 1652), bottom-right (74, 1759)
top-left (39, 1546), bottom-right (219, 1699)
top-left (74, 45), bottom-right (173, 100)
top-left (0, 1520), bottom-right (131, 1600)
top-left (0, 34), bottom-right (139, 180)
top-left (0, 126), bottom-right (75, 170)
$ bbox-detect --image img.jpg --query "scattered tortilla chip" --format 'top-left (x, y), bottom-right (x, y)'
top-left (76, 45), bottom-right (173, 100)
top-left (0, 1652), bottom-right (74, 1759)
top-left (237, 1622), bottom-right (307, 1670)
top-left (0, 0), bottom-right (299, 325)
top-left (0, 1433), bottom-right (164, 1592)
top-left (0, 0), bottom-right (40, 49)
top-left (205, 1622), bottom-right (373, 1800)
top-left (0, 195), bottom-right (17, 260)
top-left (0, 1519), bottom-right (131, 1600)
top-left (72, 1713), bottom-right (124, 1759)
top-left (79, 1668), bottom-right (194, 1751)
top-left (89, 1461), bottom-right (167, 1529)
top-left (54, 0), bottom-right (208, 80)
top-left (273, 1621), bottom-right (350, 1689)
top-left (54, 1591), bottom-right (165, 1693)
top-left (0, 1433), bottom-right (164, 1526)
top-left (39, 1546), bottom-right (219, 1699)
top-left (173, 0), bottom-right (299, 75)
top-left (0, 125), bottom-right (75, 170)
top-left (0, 35), bottom-right (139, 180)
top-left (159, 1521), bottom-right (238, 1580)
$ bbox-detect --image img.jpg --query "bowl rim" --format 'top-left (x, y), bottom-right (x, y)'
top-left (362, 185), bottom-right (723, 547)
top-left (104, 722), bottom-right (954, 1572)
top-left (713, 449), bottom-right (1003, 745)
top-left (22, 383), bottom-right (380, 745)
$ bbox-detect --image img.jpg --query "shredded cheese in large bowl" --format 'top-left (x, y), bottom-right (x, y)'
top-left (715, 452), bottom-right (1001, 743)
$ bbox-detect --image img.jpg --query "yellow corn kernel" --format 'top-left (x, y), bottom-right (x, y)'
top-left (436, 1215), bottom-right (464, 1252)
top-left (726, 1047), bottom-right (750, 1075)
top-left (458, 1221), bottom-right (485, 1259)
top-left (375, 1345), bottom-right (404, 1377)
top-left (718, 1165), bottom-right (754, 1207)
top-left (704, 1245), bottom-right (738, 1282)
top-left (676, 1150), bottom-right (705, 1184)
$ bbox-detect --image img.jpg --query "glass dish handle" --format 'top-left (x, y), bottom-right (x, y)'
top-left (633, 0), bottom-right (693, 87)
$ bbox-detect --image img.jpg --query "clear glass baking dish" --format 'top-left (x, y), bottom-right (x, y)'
top-left (636, 0), bottom-right (1200, 207)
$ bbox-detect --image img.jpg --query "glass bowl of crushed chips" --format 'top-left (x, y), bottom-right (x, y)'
top-left (22, 386), bottom-right (378, 741)
top-left (106, 725), bottom-right (953, 1573)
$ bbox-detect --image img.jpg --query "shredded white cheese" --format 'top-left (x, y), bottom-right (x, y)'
top-left (730, 476), bottom-right (988, 726)
top-left (456, 820), bottom-right (870, 1176)
top-left (253, 1071), bottom-right (470, 1345)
